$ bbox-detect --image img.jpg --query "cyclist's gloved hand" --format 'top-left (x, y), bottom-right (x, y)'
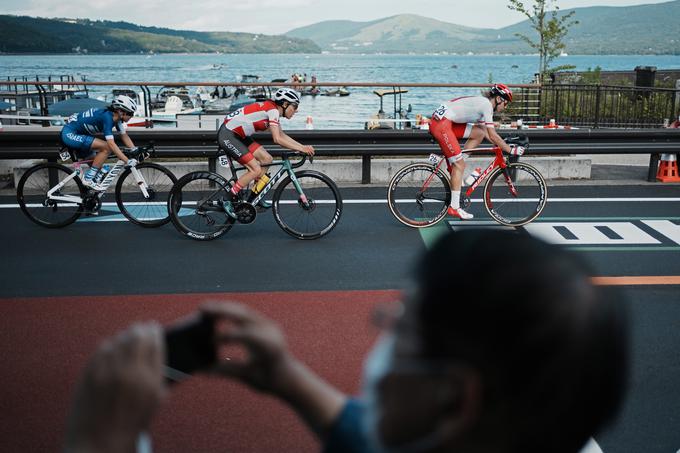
top-left (509, 144), bottom-right (525, 156)
top-left (125, 158), bottom-right (138, 168)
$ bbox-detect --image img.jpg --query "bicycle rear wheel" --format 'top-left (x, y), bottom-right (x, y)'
top-left (16, 163), bottom-right (85, 228)
top-left (483, 162), bottom-right (547, 227)
top-left (272, 170), bottom-right (343, 240)
top-left (115, 162), bottom-right (177, 227)
top-left (387, 163), bottom-right (451, 228)
top-left (167, 171), bottom-right (235, 241)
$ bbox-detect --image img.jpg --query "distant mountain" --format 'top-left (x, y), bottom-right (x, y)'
top-left (0, 16), bottom-right (320, 54)
top-left (286, 1), bottom-right (680, 54)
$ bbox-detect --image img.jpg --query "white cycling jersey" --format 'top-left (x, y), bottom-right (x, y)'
top-left (432, 96), bottom-right (495, 128)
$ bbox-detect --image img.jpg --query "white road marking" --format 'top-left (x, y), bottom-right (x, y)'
top-left (2, 197), bottom-right (680, 208)
top-left (525, 222), bottom-right (661, 245)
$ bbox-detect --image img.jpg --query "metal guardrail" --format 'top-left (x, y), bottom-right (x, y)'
top-left (1, 128), bottom-right (679, 183)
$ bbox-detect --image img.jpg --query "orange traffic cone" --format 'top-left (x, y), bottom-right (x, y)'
top-left (656, 153), bottom-right (680, 182)
top-left (305, 115), bottom-right (314, 130)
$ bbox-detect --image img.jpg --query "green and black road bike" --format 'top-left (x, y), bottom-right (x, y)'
top-left (167, 151), bottom-right (343, 241)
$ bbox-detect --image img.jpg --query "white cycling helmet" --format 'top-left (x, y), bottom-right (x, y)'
top-left (111, 94), bottom-right (138, 114)
top-left (273, 88), bottom-right (300, 106)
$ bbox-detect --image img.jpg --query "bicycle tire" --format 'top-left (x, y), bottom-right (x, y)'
top-left (272, 170), bottom-right (343, 240)
top-left (483, 162), bottom-right (548, 227)
top-left (115, 162), bottom-right (177, 227)
top-left (167, 171), bottom-right (235, 241)
top-left (387, 163), bottom-right (451, 228)
top-left (16, 162), bottom-right (85, 228)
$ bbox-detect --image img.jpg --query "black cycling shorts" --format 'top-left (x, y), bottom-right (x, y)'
top-left (217, 124), bottom-right (258, 164)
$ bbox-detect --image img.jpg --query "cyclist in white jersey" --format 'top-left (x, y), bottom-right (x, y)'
top-left (217, 88), bottom-right (314, 217)
top-left (430, 84), bottom-right (525, 219)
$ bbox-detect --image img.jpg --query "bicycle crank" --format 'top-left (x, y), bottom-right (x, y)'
top-left (234, 202), bottom-right (257, 224)
top-left (83, 194), bottom-right (102, 214)
top-left (460, 193), bottom-right (471, 209)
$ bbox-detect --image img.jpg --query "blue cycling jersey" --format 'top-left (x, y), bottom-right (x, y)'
top-left (64, 108), bottom-right (126, 140)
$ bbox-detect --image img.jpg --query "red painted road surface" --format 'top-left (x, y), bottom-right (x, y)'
top-left (0, 289), bottom-right (400, 452)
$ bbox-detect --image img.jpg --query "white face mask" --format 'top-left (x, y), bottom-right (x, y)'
top-left (360, 334), bottom-right (447, 453)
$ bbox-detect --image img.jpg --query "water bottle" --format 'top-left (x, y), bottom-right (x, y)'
top-left (464, 167), bottom-right (481, 186)
top-left (253, 173), bottom-right (270, 194)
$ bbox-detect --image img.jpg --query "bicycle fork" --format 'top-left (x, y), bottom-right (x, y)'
top-left (129, 167), bottom-right (151, 198)
top-left (501, 167), bottom-right (519, 197)
top-left (288, 171), bottom-right (311, 209)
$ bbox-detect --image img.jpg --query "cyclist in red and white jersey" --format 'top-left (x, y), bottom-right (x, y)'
top-left (217, 88), bottom-right (314, 217)
top-left (430, 84), bottom-right (525, 219)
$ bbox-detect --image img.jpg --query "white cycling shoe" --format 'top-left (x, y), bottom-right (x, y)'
top-left (447, 207), bottom-right (474, 220)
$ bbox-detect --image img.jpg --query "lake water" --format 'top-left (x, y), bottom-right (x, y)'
top-left (3, 54), bottom-right (680, 129)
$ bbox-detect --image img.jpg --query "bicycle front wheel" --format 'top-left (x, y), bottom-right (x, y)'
top-left (387, 163), bottom-right (451, 228)
top-left (16, 163), bottom-right (85, 228)
top-left (167, 171), bottom-right (235, 241)
top-left (115, 163), bottom-right (177, 227)
top-left (483, 162), bottom-right (547, 227)
top-left (272, 170), bottom-right (343, 240)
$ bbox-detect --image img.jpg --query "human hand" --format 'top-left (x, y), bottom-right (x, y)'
top-left (201, 302), bottom-right (295, 394)
top-left (301, 145), bottom-right (315, 156)
top-left (509, 144), bottom-right (525, 156)
top-left (64, 322), bottom-right (166, 453)
top-left (125, 158), bottom-right (138, 168)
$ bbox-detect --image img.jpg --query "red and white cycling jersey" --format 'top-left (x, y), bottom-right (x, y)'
top-left (432, 96), bottom-right (495, 128)
top-left (223, 100), bottom-right (280, 138)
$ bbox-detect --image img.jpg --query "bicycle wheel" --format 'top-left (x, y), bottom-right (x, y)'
top-left (16, 163), bottom-right (85, 228)
top-left (272, 170), bottom-right (343, 240)
top-left (387, 163), bottom-right (451, 228)
top-left (167, 171), bottom-right (235, 241)
top-left (115, 162), bottom-right (177, 227)
top-left (483, 162), bottom-right (547, 227)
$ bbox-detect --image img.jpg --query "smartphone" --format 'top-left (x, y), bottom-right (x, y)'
top-left (164, 312), bottom-right (216, 382)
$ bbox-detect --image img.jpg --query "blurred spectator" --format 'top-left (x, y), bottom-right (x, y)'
top-left (65, 230), bottom-right (629, 453)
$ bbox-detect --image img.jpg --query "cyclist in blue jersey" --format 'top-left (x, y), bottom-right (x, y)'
top-left (60, 95), bottom-right (139, 188)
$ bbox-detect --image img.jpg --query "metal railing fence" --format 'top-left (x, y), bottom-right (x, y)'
top-left (539, 84), bottom-right (680, 128)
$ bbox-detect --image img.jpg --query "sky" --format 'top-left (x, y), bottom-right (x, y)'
top-left (1, 0), bottom-right (673, 35)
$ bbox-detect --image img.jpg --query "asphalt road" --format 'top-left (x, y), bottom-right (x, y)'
top-left (1, 183), bottom-right (679, 452)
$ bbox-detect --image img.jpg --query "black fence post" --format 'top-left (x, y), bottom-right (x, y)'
top-left (594, 85), bottom-right (601, 128)
top-left (647, 153), bottom-right (660, 182)
top-left (362, 155), bottom-right (371, 184)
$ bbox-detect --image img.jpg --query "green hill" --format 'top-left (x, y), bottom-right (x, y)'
top-left (0, 16), bottom-right (321, 54)
top-left (286, 1), bottom-right (680, 54)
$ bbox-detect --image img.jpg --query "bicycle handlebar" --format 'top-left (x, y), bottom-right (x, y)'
top-left (123, 142), bottom-right (155, 161)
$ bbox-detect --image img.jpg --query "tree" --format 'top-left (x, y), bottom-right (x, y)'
top-left (508, 0), bottom-right (578, 83)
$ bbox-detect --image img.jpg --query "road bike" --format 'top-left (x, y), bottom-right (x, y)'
top-left (16, 143), bottom-right (177, 228)
top-left (387, 134), bottom-right (547, 227)
top-left (167, 151), bottom-right (343, 241)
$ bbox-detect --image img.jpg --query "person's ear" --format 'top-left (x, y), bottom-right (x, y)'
top-left (434, 366), bottom-right (482, 440)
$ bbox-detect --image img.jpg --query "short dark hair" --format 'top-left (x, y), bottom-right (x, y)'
top-left (411, 230), bottom-right (629, 453)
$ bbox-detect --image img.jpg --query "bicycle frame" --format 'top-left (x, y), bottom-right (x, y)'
top-left (219, 152), bottom-right (310, 206)
top-left (46, 156), bottom-right (152, 206)
top-left (429, 146), bottom-right (515, 197)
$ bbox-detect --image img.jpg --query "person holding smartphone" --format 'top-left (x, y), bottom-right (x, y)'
top-left (65, 230), bottom-right (629, 453)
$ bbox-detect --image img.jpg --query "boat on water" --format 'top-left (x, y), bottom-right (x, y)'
top-left (0, 74), bottom-right (89, 126)
top-left (152, 95), bottom-right (202, 121)
top-left (148, 86), bottom-right (202, 121)
top-left (237, 75), bottom-right (269, 101)
top-left (322, 87), bottom-right (350, 97)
